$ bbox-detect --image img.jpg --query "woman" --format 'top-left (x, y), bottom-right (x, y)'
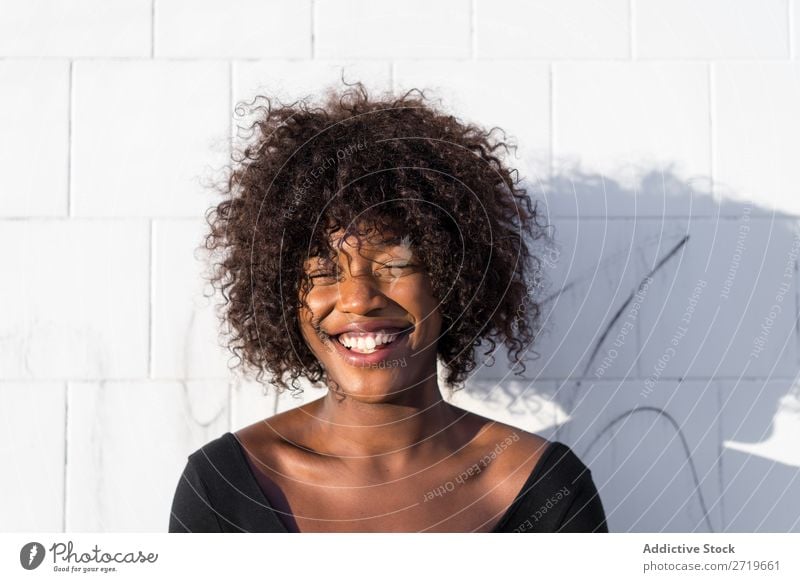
top-left (168, 83), bottom-right (608, 533)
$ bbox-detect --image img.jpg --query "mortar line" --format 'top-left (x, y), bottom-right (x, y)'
top-left (62, 382), bottom-right (69, 532)
top-left (708, 62), bottom-right (716, 202)
top-left (151, 0), bottom-right (156, 58)
top-left (67, 60), bottom-right (74, 216)
top-left (788, 0), bottom-right (794, 59)
top-left (310, 0), bottom-right (316, 59)
top-left (629, 0), bottom-right (636, 59)
top-left (148, 220), bottom-right (154, 378)
top-left (471, 0), bottom-right (478, 59)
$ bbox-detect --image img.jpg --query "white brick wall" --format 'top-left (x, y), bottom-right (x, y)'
top-left (0, 0), bottom-right (151, 57)
top-left (71, 60), bottom-right (230, 217)
top-left (634, 0), bottom-right (789, 59)
top-left (476, 0), bottom-right (630, 59)
top-left (553, 62), bottom-right (711, 213)
top-left (0, 220), bottom-right (150, 379)
top-left (0, 60), bottom-right (69, 217)
top-left (1, 0), bottom-right (799, 533)
top-left (714, 63), bottom-right (800, 215)
top-left (393, 60), bottom-right (550, 179)
top-left (155, 0), bottom-right (312, 58)
top-left (315, 0), bottom-right (472, 58)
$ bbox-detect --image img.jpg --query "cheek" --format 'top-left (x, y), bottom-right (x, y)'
top-left (297, 289), bottom-right (335, 338)
top-left (392, 276), bottom-right (442, 334)
top-left (305, 288), bottom-right (337, 315)
top-left (415, 275), bottom-right (441, 313)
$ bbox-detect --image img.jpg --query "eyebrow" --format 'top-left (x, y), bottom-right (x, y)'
top-left (304, 240), bottom-right (413, 267)
top-left (321, 234), bottom-right (410, 254)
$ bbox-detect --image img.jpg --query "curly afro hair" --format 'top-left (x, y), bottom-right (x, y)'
top-left (202, 82), bottom-right (551, 394)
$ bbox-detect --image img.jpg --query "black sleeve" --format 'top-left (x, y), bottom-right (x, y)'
top-left (168, 457), bottom-right (223, 533)
top-left (556, 469), bottom-right (609, 533)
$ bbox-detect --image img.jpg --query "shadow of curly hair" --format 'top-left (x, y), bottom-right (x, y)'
top-left (202, 81), bottom-right (552, 395)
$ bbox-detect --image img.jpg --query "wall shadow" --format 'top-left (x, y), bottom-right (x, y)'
top-left (460, 167), bottom-right (800, 532)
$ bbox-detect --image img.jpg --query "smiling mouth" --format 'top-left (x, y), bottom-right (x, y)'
top-left (329, 327), bottom-right (413, 354)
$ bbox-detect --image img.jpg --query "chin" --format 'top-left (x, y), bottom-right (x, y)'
top-left (326, 368), bottom-right (417, 402)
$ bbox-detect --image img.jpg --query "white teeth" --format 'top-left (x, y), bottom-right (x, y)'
top-left (336, 329), bottom-right (407, 352)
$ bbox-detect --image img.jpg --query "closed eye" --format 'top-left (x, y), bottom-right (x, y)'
top-left (377, 262), bottom-right (419, 277)
top-left (307, 270), bottom-right (339, 285)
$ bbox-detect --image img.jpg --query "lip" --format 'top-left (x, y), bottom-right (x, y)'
top-left (326, 319), bottom-right (413, 336)
top-left (327, 325), bottom-right (414, 367)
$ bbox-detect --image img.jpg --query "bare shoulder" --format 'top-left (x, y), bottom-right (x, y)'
top-left (454, 408), bottom-right (552, 479)
top-left (476, 418), bottom-right (550, 463)
top-left (448, 403), bottom-right (549, 453)
top-left (448, 408), bottom-right (553, 514)
top-left (233, 401), bottom-right (321, 477)
top-left (235, 403), bottom-right (306, 444)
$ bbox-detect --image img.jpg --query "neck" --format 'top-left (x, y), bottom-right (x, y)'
top-left (311, 374), bottom-right (480, 469)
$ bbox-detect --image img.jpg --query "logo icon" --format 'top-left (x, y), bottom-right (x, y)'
top-left (20, 542), bottom-right (45, 570)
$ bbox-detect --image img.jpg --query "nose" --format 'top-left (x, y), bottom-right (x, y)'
top-left (336, 271), bottom-right (388, 315)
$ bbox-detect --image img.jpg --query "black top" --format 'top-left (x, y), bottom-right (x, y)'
top-left (168, 432), bottom-right (609, 533)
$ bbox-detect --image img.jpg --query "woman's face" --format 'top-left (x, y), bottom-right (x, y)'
top-left (297, 228), bottom-right (443, 403)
